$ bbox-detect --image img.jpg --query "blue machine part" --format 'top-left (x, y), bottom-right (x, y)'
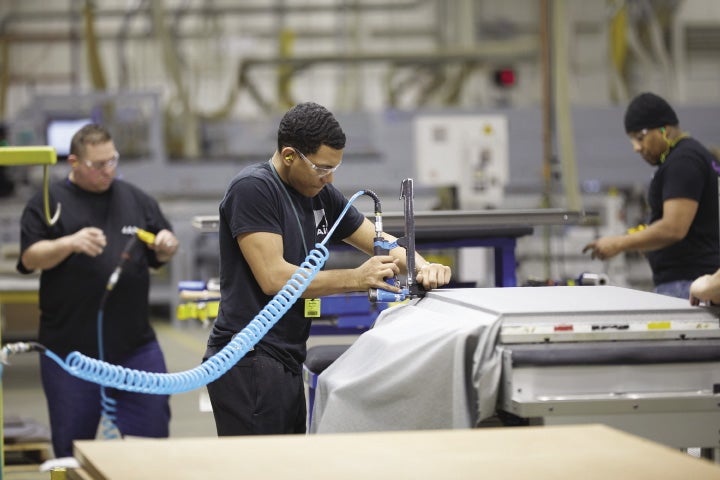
top-left (178, 280), bottom-right (207, 291)
top-left (310, 293), bottom-right (388, 335)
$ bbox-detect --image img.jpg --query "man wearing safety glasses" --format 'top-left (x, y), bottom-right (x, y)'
top-left (17, 123), bottom-right (178, 461)
top-left (583, 92), bottom-right (719, 300)
top-left (204, 102), bottom-right (452, 436)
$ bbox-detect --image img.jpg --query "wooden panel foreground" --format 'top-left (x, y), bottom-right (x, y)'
top-left (70, 424), bottom-right (720, 480)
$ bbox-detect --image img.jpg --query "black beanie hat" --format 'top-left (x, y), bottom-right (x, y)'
top-left (624, 92), bottom-right (679, 133)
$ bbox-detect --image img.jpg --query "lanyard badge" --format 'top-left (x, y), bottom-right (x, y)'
top-left (304, 298), bottom-right (321, 318)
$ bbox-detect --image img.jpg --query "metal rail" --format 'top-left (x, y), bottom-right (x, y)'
top-left (192, 208), bottom-right (593, 233)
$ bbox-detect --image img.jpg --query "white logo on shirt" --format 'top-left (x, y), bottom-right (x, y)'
top-left (315, 209), bottom-right (328, 236)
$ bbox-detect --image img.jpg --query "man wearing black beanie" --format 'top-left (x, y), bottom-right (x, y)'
top-left (583, 92), bottom-right (719, 300)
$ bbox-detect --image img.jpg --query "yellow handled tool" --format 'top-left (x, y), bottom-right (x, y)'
top-left (135, 228), bottom-right (156, 245)
top-left (121, 226), bottom-right (156, 246)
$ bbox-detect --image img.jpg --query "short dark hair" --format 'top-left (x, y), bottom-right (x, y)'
top-left (70, 123), bottom-right (113, 157)
top-left (277, 102), bottom-right (346, 154)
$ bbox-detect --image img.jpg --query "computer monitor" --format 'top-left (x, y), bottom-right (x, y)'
top-left (45, 118), bottom-right (92, 157)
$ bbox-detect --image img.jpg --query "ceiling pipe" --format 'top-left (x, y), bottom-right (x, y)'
top-left (116, 0), bottom-right (148, 89)
top-left (0, 1), bottom-right (431, 22)
top-left (236, 38), bottom-right (538, 112)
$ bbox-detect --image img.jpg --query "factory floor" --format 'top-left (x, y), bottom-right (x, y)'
top-left (1, 317), bottom-right (356, 480)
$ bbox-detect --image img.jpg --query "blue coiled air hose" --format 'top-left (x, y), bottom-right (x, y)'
top-left (38, 190), bottom-right (371, 395)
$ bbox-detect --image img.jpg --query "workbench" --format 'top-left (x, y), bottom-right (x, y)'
top-left (68, 424), bottom-right (720, 479)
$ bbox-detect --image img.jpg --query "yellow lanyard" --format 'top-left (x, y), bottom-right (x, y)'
top-left (659, 131), bottom-right (690, 164)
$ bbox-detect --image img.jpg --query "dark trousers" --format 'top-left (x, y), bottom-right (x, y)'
top-left (40, 340), bottom-right (171, 458)
top-left (204, 348), bottom-right (306, 436)
top-left (654, 280), bottom-right (693, 300)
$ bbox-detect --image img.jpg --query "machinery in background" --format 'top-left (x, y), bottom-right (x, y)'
top-left (10, 92), bottom-right (163, 163)
top-left (413, 114), bottom-right (511, 289)
top-left (176, 279), bottom-right (220, 327)
top-left (414, 114), bottom-right (508, 210)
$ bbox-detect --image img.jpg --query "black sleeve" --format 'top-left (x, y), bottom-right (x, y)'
top-left (223, 175), bottom-right (284, 238)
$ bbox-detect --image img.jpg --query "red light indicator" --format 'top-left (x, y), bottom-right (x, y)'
top-left (493, 68), bottom-right (516, 88)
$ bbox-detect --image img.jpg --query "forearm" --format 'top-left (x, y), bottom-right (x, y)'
top-left (619, 220), bottom-right (685, 253)
top-left (300, 268), bottom-right (367, 298)
top-left (265, 254), bottom-right (403, 299)
top-left (249, 224), bottom-right (448, 298)
top-left (254, 256), bottom-right (372, 298)
top-left (21, 238), bottom-right (75, 271)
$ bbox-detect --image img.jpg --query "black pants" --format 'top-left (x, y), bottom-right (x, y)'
top-left (204, 348), bottom-right (306, 436)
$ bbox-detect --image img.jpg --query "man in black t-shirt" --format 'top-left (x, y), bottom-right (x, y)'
top-left (17, 124), bottom-right (179, 459)
top-left (583, 92), bottom-right (719, 299)
top-left (203, 102), bottom-right (452, 436)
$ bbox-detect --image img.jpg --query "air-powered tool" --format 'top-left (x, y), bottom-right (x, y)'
top-left (103, 226), bottom-right (156, 291)
top-left (368, 178), bottom-right (425, 303)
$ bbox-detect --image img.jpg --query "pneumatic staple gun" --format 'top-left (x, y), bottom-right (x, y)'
top-left (368, 178), bottom-right (425, 303)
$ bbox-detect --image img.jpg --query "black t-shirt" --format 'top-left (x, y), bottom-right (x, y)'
top-left (17, 178), bottom-right (173, 360)
top-left (207, 161), bottom-right (365, 373)
top-left (645, 137), bottom-right (719, 284)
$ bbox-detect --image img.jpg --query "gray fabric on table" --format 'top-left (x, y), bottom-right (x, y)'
top-left (310, 300), bottom-right (503, 433)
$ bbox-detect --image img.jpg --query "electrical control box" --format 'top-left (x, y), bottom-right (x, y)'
top-left (414, 115), bottom-right (508, 209)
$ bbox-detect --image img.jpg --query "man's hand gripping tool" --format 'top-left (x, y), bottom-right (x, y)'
top-left (368, 178), bottom-right (426, 303)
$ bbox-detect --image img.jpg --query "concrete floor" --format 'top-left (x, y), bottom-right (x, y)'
top-left (2, 318), bottom-right (356, 479)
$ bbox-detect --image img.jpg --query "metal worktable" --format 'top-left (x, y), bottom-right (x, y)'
top-left (310, 286), bottom-right (720, 452)
top-left (192, 208), bottom-right (588, 287)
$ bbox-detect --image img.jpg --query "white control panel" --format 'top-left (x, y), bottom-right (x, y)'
top-left (414, 115), bottom-right (508, 208)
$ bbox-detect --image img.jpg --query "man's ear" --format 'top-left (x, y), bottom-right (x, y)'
top-left (280, 148), bottom-right (295, 163)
